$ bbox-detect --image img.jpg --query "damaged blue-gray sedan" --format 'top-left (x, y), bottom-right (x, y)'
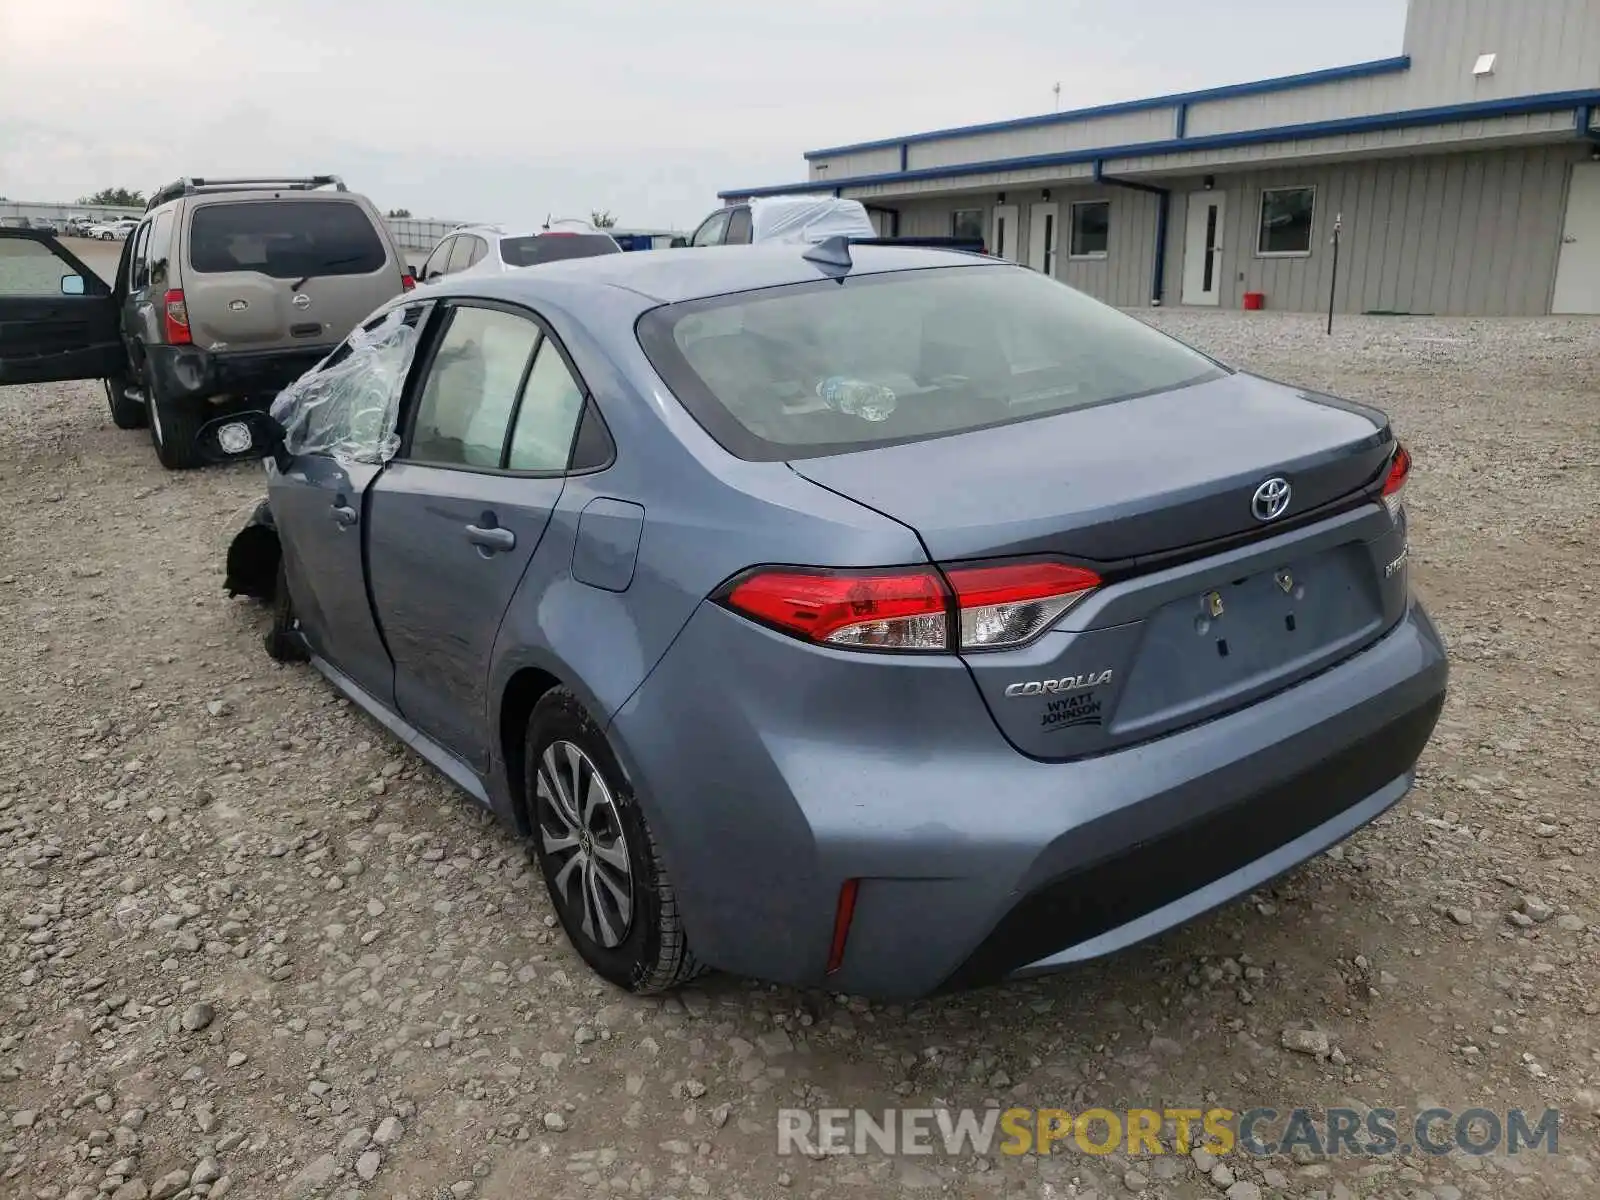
top-left (207, 239), bottom-right (1447, 999)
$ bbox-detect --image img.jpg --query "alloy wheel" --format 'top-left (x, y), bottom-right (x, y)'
top-left (536, 740), bottom-right (635, 948)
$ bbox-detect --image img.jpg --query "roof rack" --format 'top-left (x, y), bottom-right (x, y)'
top-left (146, 175), bottom-right (347, 211)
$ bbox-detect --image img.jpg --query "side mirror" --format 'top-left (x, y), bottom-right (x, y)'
top-left (61, 274), bottom-right (86, 296)
top-left (669, 236), bottom-right (689, 249)
top-left (196, 410), bottom-right (290, 472)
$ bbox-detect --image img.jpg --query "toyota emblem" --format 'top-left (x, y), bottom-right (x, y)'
top-left (1251, 477), bottom-right (1292, 522)
top-left (292, 293), bottom-right (312, 310)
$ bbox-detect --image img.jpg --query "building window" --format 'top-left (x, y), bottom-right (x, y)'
top-left (1257, 186), bottom-right (1316, 256)
top-left (951, 209), bottom-right (984, 243)
top-left (1069, 201), bottom-right (1110, 259)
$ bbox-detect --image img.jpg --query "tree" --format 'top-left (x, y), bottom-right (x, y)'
top-left (386, 208), bottom-right (412, 218)
top-left (590, 209), bottom-right (617, 229)
top-left (78, 187), bottom-right (145, 208)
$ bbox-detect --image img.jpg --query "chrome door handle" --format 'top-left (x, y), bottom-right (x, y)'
top-left (466, 524), bottom-right (515, 552)
top-left (330, 504), bottom-right (357, 527)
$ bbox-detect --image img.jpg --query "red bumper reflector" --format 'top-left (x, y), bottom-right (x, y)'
top-left (826, 879), bottom-right (860, 975)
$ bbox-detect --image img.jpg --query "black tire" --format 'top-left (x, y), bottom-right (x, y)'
top-left (526, 688), bottom-right (703, 993)
top-left (263, 558), bottom-right (308, 663)
top-left (147, 376), bottom-right (206, 470)
top-left (104, 376), bottom-right (147, 430)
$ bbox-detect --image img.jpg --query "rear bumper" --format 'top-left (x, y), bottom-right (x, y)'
top-left (146, 343), bottom-right (334, 401)
top-left (609, 599), bottom-right (1449, 999)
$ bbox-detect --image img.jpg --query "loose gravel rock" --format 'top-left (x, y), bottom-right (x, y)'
top-left (1, 293), bottom-right (1598, 1198)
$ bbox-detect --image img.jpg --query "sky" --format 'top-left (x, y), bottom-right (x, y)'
top-left (0, 0), bottom-right (1408, 232)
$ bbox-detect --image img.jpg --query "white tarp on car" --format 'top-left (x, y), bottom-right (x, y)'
top-left (748, 196), bottom-right (877, 245)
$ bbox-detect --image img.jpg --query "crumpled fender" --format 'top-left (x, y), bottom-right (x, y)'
top-left (225, 498), bottom-right (280, 600)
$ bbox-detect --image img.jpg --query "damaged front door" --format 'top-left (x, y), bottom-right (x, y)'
top-left (267, 302), bottom-right (433, 706)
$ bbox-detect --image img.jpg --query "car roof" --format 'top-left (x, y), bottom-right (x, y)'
top-left (424, 242), bottom-right (995, 306)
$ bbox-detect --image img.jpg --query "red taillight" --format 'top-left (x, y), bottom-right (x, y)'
top-left (945, 561), bottom-right (1102, 650)
top-left (163, 289), bottom-right (191, 345)
top-left (1381, 443), bottom-right (1411, 519)
top-left (719, 559), bottom-right (1101, 653)
top-left (725, 567), bottom-right (948, 651)
top-left (826, 879), bottom-right (860, 975)
top-left (401, 273), bottom-right (416, 291)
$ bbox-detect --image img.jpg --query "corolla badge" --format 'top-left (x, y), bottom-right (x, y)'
top-left (1251, 476), bottom-right (1292, 522)
top-left (1004, 670), bottom-right (1113, 698)
top-left (291, 293), bottom-right (312, 310)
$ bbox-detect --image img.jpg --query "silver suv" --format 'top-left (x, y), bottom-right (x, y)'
top-left (0, 175), bottom-right (411, 469)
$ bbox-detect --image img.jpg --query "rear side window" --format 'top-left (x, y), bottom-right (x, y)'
top-left (148, 212), bottom-right (175, 289)
top-left (498, 235), bottom-right (620, 267)
top-left (637, 265), bottom-right (1227, 461)
top-left (446, 236), bottom-right (477, 275)
top-left (188, 201), bottom-right (387, 278)
top-left (725, 208), bottom-right (752, 244)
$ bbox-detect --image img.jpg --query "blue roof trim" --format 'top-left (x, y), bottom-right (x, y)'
top-left (801, 56), bottom-right (1411, 161)
top-left (721, 88), bottom-right (1600, 199)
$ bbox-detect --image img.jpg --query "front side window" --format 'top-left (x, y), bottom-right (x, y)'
top-left (1069, 201), bottom-right (1110, 259)
top-left (637, 264), bottom-right (1226, 462)
top-left (951, 209), bottom-right (984, 242)
top-left (691, 210), bottom-right (730, 247)
top-left (188, 200), bottom-right (387, 277)
top-left (724, 207), bottom-right (753, 245)
top-left (506, 340), bottom-right (587, 472)
top-left (408, 305), bottom-right (541, 468)
top-left (272, 304), bottom-right (429, 462)
top-left (1257, 186), bottom-right (1316, 256)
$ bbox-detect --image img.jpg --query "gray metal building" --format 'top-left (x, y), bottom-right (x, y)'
top-left (721, 0), bottom-right (1600, 316)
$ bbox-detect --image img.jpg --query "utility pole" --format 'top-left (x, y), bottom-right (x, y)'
top-left (1053, 82), bottom-right (1061, 112)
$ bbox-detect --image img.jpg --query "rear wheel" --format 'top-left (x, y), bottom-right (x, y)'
top-left (104, 376), bottom-right (147, 430)
top-left (147, 376), bottom-right (206, 470)
top-left (526, 689), bottom-right (703, 993)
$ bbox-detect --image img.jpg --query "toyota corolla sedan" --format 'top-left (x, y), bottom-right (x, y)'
top-left (192, 240), bottom-right (1446, 999)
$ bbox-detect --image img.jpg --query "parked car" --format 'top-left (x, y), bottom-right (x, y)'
top-left (0, 175), bottom-right (412, 469)
top-left (87, 219), bottom-right (135, 241)
top-left (417, 220), bottom-right (621, 283)
top-left (29, 217), bottom-right (60, 234)
top-left (681, 195), bottom-right (987, 253)
top-left (0, 216), bottom-right (29, 230)
top-left (62, 216), bottom-right (96, 237)
top-left (166, 242), bottom-right (1444, 1000)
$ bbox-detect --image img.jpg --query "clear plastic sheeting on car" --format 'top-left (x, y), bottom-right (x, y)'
top-left (748, 196), bottom-right (877, 244)
top-left (269, 307), bottom-right (420, 463)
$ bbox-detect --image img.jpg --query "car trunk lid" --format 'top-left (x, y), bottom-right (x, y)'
top-left (789, 372), bottom-right (1410, 759)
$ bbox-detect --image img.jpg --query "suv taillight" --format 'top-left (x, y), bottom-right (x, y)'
top-left (401, 272), bottom-right (416, 291)
top-left (1381, 443), bottom-right (1411, 519)
top-left (163, 290), bottom-right (191, 345)
top-left (717, 560), bottom-right (1101, 654)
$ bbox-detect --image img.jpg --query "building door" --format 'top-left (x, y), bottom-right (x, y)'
top-left (1553, 162), bottom-right (1600, 314)
top-left (1027, 203), bottom-right (1059, 275)
top-left (1182, 191), bottom-right (1226, 306)
top-left (991, 204), bottom-right (1019, 263)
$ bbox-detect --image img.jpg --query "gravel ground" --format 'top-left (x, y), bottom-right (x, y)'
top-left (2, 294), bottom-right (1598, 1200)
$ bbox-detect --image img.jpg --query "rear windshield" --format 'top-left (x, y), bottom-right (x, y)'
top-left (188, 201), bottom-right (387, 278)
top-left (499, 234), bottom-right (620, 267)
top-left (636, 265), bottom-right (1227, 461)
